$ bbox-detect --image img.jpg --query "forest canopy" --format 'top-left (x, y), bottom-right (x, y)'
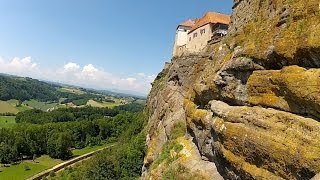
top-left (0, 75), bottom-right (59, 102)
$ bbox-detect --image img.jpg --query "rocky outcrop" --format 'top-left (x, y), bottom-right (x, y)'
top-left (142, 55), bottom-right (225, 179)
top-left (247, 66), bottom-right (320, 119)
top-left (230, 0), bottom-right (320, 68)
top-left (194, 100), bottom-right (320, 179)
top-left (143, 0), bottom-right (320, 179)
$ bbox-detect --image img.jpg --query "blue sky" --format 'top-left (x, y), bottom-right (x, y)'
top-left (0, 0), bottom-right (233, 95)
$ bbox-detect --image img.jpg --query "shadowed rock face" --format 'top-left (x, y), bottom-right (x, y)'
top-left (142, 0), bottom-right (320, 179)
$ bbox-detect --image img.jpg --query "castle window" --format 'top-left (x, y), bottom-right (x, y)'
top-left (200, 29), bottom-right (205, 35)
top-left (193, 32), bottom-right (197, 38)
top-left (189, 37), bottom-right (191, 41)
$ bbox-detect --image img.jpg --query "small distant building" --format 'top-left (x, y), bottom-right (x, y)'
top-left (172, 12), bottom-right (230, 57)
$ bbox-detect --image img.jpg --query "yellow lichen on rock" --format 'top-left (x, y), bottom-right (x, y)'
top-left (207, 100), bottom-right (320, 179)
top-left (230, 0), bottom-right (320, 66)
top-left (248, 65), bottom-right (320, 118)
top-left (220, 145), bottom-right (282, 179)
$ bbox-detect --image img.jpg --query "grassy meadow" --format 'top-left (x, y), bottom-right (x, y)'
top-left (86, 98), bottom-right (124, 108)
top-left (86, 99), bottom-right (105, 108)
top-left (72, 143), bottom-right (112, 157)
top-left (0, 100), bottom-right (31, 114)
top-left (0, 116), bottom-right (16, 128)
top-left (0, 156), bottom-right (63, 180)
top-left (23, 100), bottom-right (59, 111)
top-left (58, 87), bottom-right (85, 95)
top-left (0, 143), bottom-right (111, 180)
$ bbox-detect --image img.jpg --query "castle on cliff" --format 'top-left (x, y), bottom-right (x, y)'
top-left (172, 12), bottom-right (230, 57)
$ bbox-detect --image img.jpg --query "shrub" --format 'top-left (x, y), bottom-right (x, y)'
top-left (85, 135), bottom-right (102, 147)
top-left (173, 144), bottom-right (183, 153)
top-left (75, 141), bottom-right (85, 149)
top-left (49, 171), bottom-right (56, 177)
top-left (24, 165), bottom-right (31, 171)
top-left (170, 121), bottom-right (186, 140)
top-left (151, 140), bottom-right (184, 169)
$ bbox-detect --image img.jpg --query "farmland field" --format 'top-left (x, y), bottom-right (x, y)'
top-left (58, 87), bottom-right (85, 95)
top-left (0, 116), bottom-right (16, 128)
top-left (0, 143), bottom-right (112, 180)
top-left (86, 99), bottom-right (123, 108)
top-left (7, 99), bottom-right (19, 106)
top-left (23, 100), bottom-right (59, 111)
top-left (0, 101), bottom-right (19, 114)
top-left (0, 156), bottom-right (63, 180)
top-left (100, 101), bottom-right (123, 108)
top-left (86, 99), bottom-right (104, 107)
top-left (16, 105), bottom-right (32, 112)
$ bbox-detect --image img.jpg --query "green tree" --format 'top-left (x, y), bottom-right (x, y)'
top-left (14, 136), bottom-right (31, 157)
top-left (0, 142), bottom-right (18, 164)
top-left (47, 132), bottom-right (72, 160)
top-left (84, 152), bottom-right (120, 180)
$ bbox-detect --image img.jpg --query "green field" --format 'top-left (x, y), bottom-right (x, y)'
top-left (23, 100), bottom-right (58, 111)
top-left (0, 161), bottom-right (47, 180)
top-left (58, 87), bottom-right (85, 95)
top-left (16, 105), bottom-right (32, 112)
top-left (7, 100), bottom-right (32, 112)
top-left (87, 99), bottom-right (123, 108)
top-left (7, 99), bottom-right (19, 106)
top-left (0, 116), bottom-right (16, 128)
top-left (0, 156), bottom-right (63, 180)
top-left (0, 101), bottom-right (19, 114)
top-left (72, 143), bottom-right (112, 157)
top-left (0, 143), bottom-right (111, 180)
top-left (0, 100), bottom-right (31, 114)
top-left (86, 99), bottom-right (104, 108)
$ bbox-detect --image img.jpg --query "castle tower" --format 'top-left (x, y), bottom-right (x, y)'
top-left (172, 19), bottom-right (195, 57)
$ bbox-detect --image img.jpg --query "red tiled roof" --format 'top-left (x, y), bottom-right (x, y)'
top-left (190, 12), bottom-right (230, 33)
top-left (179, 19), bottom-right (195, 28)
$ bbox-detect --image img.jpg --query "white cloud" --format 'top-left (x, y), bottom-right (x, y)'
top-left (137, 73), bottom-right (146, 77)
top-left (126, 77), bottom-right (137, 85)
top-left (82, 64), bottom-right (98, 73)
top-left (9, 57), bottom-right (38, 71)
top-left (0, 56), bottom-right (154, 95)
top-left (0, 56), bottom-right (38, 75)
top-left (64, 62), bottom-right (80, 72)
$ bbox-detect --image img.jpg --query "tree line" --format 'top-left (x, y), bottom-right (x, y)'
top-left (58, 92), bottom-right (106, 106)
top-left (0, 76), bottom-right (59, 102)
top-left (0, 111), bottom-right (144, 163)
top-left (16, 103), bottom-right (144, 124)
top-left (49, 115), bottom-right (146, 180)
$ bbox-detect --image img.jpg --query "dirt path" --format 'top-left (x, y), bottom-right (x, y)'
top-left (27, 145), bottom-right (114, 180)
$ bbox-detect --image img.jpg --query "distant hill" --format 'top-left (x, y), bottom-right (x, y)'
top-left (0, 75), bottom-right (60, 102)
top-left (43, 80), bottom-right (147, 98)
top-left (0, 74), bottom-right (145, 104)
top-left (92, 89), bottom-right (147, 99)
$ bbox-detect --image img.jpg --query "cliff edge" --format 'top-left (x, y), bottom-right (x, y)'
top-left (143, 0), bottom-right (320, 179)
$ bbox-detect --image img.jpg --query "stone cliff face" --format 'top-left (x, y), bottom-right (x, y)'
top-left (143, 0), bottom-right (320, 179)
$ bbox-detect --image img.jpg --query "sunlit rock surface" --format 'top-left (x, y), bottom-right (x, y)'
top-left (142, 0), bottom-right (320, 179)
